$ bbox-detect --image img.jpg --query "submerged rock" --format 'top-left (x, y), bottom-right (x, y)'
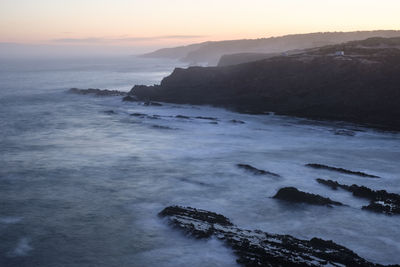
top-left (130, 112), bottom-right (147, 117)
top-left (317, 179), bottom-right (400, 215)
top-left (273, 187), bottom-right (343, 206)
top-left (333, 129), bottom-right (356, 136)
top-left (306, 163), bottom-right (380, 178)
top-left (103, 110), bottom-right (116, 115)
top-left (69, 88), bottom-right (126, 96)
top-left (229, 119), bottom-right (245, 124)
top-left (175, 115), bottom-right (191, 119)
top-left (237, 164), bottom-right (280, 177)
top-left (159, 206), bottom-right (382, 267)
top-left (195, 116), bottom-right (218, 121)
top-left (151, 125), bottom-right (175, 130)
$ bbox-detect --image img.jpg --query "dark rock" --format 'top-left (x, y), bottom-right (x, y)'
top-left (209, 121), bottom-right (218, 125)
top-left (123, 95), bottom-right (138, 102)
top-left (306, 163), bottom-right (380, 178)
top-left (175, 115), bottom-right (191, 119)
top-left (159, 205), bottom-right (382, 267)
top-left (229, 119), bottom-right (245, 124)
top-left (317, 179), bottom-right (400, 215)
top-left (130, 113), bottom-right (147, 117)
top-left (334, 129), bottom-right (356, 136)
top-left (103, 110), bottom-right (116, 115)
top-left (273, 187), bottom-right (343, 206)
top-left (151, 125), bottom-right (174, 130)
top-left (195, 116), bottom-right (218, 121)
top-left (315, 178), bottom-right (340, 190)
top-left (69, 88), bottom-right (126, 96)
top-left (237, 164), bottom-right (280, 177)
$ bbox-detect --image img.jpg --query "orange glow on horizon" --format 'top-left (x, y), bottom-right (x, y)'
top-left (1, 0), bottom-right (400, 48)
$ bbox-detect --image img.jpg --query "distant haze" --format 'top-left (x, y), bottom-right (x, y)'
top-left (1, 0), bottom-right (400, 57)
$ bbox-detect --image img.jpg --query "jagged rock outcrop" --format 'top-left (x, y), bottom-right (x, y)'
top-left (130, 37), bottom-right (400, 131)
top-left (316, 179), bottom-right (400, 215)
top-left (306, 163), bottom-right (380, 178)
top-left (273, 187), bottom-right (343, 206)
top-left (237, 164), bottom-right (280, 177)
top-left (159, 206), bottom-right (386, 266)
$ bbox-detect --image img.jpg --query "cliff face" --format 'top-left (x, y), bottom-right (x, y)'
top-left (131, 38), bottom-right (400, 130)
top-left (141, 31), bottom-right (400, 65)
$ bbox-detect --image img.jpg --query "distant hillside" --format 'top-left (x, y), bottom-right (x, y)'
top-left (217, 53), bottom-right (277, 66)
top-left (130, 37), bottom-right (400, 130)
top-left (141, 30), bottom-right (400, 65)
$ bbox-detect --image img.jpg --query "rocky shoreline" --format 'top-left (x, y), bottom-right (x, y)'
top-left (159, 206), bottom-right (391, 267)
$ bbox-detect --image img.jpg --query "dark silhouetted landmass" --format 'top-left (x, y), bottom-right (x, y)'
top-left (142, 30), bottom-right (400, 65)
top-left (129, 37), bottom-right (400, 131)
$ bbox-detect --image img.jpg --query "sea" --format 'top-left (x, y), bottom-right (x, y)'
top-left (0, 55), bottom-right (399, 266)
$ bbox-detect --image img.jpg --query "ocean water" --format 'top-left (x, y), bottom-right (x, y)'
top-left (0, 56), bottom-right (399, 267)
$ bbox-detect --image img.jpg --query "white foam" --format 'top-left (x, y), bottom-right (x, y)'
top-left (8, 237), bottom-right (33, 257)
top-left (0, 216), bottom-right (22, 224)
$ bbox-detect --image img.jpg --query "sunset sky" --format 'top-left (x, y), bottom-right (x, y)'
top-left (1, 0), bottom-right (400, 52)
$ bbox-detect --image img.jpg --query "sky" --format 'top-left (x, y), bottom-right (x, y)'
top-left (1, 0), bottom-right (400, 55)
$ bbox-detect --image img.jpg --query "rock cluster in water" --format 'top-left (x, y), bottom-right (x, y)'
top-left (317, 179), bottom-right (400, 215)
top-left (159, 206), bottom-right (386, 267)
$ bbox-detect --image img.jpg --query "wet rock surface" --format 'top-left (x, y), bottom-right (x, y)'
top-left (159, 206), bottom-right (384, 267)
top-left (273, 187), bottom-right (343, 206)
top-left (69, 88), bottom-right (126, 96)
top-left (317, 179), bottom-right (400, 215)
top-left (306, 163), bottom-right (380, 178)
top-left (237, 164), bottom-right (280, 177)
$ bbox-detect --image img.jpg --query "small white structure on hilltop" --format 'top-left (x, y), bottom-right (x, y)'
top-left (335, 51), bottom-right (345, 56)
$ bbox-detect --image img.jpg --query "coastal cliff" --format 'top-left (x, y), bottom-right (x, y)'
top-left (130, 37), bottom-right (400, 130)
